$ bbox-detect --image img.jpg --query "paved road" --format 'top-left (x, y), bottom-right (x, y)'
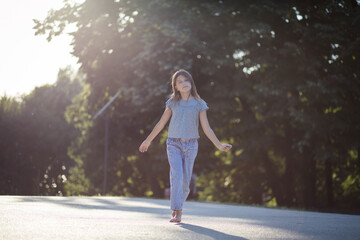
top-left (1, 196), bottom-right (359, 240)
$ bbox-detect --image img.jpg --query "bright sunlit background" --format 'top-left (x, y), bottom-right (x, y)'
top-left (0, 0), bottom-right (82, 97)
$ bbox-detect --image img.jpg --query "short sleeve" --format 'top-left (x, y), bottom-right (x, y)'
top-left (166, 98), bottom-right (174, 110)
top-left (199, 99), bottom-right (209, 112)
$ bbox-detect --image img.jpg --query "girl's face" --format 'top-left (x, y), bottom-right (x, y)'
top-left (175, 75), bottom-right (192, 93)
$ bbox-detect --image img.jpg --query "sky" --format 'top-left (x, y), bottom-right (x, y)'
top-left (0, 0), bottom-right (81, 97)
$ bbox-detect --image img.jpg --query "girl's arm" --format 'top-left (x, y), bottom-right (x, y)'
top-left (199, 110), bottom-right (232, 152)
top-left (139, 107), bottom-right (172, 152)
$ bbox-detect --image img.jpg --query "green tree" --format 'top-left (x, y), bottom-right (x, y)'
top-left (0, 95), bottom-right (24, 194)
top-left (34, 0), bottom-right (360, 211)
top-left (0, 67), bottom-right (82, 195)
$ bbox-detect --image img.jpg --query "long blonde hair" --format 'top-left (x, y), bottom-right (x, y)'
top-left (170, 69), bottom-right (201, 102)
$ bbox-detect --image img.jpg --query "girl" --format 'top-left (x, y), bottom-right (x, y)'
top-left (139, 69), bottom-right (232, 223)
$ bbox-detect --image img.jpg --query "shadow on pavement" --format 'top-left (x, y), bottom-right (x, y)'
top-left (177, 223), bottom-right (248, 240)
top-left (17, 196), bottom-right (170, 219)
top-left (14, 196), bottom-right (360, 239)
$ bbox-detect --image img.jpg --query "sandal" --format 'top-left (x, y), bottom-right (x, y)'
top-left (170, 210), bottom-right (182, 223)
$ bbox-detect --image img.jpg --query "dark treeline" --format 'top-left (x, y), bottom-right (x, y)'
top-left (0, 68), bottom-right (82, 195)
top-left (1, 0), bottom-right (359, 212)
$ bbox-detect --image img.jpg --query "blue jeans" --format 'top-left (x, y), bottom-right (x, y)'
top-left (166, 138), bottom-right (198, 210)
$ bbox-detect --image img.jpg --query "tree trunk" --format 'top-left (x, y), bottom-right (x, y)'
top-left (358, 145), bottom-right (360, 171)
top-left (261, 150), bottom-right (285, 205)
top-left (325, 157), bottom-right (334, 208)
top-left (35, 168), bottom-right (40, 195)
top-left (283, 155), bottom-right (295, 207)
top-left (303, 152), bottom-right (316, 209)
top-left (282, 125), bottom-right (296, 207)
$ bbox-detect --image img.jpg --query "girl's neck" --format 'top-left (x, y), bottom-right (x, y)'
top-left (180, 92), bottom-right (193, 100)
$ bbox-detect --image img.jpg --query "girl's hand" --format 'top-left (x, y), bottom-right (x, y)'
top-left (217, 143), bottom-right (232, 152)
top-left (139, 139), bottom-right (151, 152)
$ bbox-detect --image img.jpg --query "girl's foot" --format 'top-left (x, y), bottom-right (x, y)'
top-left (170, 210), bottom-right (182, 223)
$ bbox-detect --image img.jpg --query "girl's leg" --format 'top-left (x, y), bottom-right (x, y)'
top-left (181, 139), bottom-right (198, 204)
top-left (166, 138), bottom-right (184, 210)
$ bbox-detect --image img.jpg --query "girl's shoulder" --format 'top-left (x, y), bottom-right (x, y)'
top-left (194, 97), bottom-right (207, 104)
top-left (195, 98), bottom-right (207, 104)
top-left (166, 97), bottom-right (175, 104)
top-left (195, 98), bottom-right (209, 111)
top-left (166, 97), bottom-right (175, 109)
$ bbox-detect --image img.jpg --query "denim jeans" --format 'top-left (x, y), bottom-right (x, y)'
top-left (166, 138), bottom-right (198, 210)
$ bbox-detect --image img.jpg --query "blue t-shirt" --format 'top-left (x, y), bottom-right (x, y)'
top-left (166, 97), bottom-right (209, 139)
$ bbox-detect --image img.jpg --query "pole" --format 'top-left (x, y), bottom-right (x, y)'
top-left (103, 112), bottom-right (109, 196)
top-left (93, 90), bottom-right (120, 196)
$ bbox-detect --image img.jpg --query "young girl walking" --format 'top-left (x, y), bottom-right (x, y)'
top-left (139, 69), bottom-right (232, 223)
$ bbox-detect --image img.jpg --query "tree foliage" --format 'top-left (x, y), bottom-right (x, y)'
top-left (0, 68), bottom-right (82, 195)
top-left (2, 0), bottom-right (358, 211)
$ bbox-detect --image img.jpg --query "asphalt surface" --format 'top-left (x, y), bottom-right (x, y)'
top-left (1, 196), bottom-right (359, 240)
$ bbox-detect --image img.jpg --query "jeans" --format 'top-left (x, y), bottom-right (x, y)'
top-left (166, 138), bottom-right (198, 210)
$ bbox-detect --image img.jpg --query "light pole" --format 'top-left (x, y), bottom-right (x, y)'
top-left (93, 90), bottom-right (121, 196)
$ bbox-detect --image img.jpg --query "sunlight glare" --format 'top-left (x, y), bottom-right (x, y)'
top-left (0, 0), bottom-right (83, 97)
